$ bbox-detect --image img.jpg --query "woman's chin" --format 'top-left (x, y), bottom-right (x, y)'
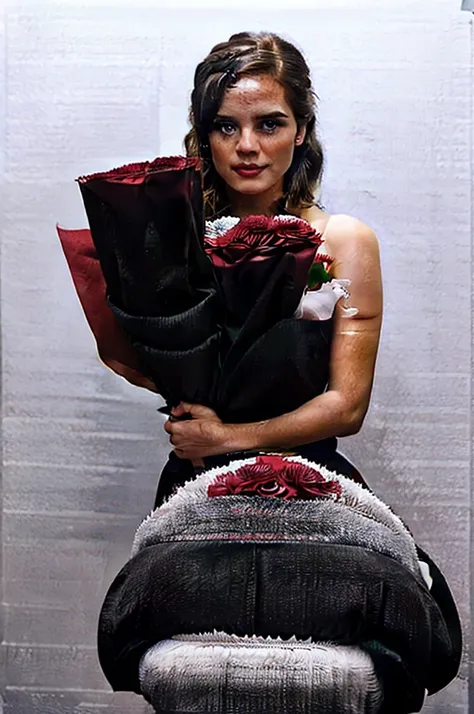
top-left (234, 187), bottom-right (268, 196)
top-left (227, 178), bottom-right (276, 196)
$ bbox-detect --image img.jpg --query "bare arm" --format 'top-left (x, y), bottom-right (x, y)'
top-left (225, 214), bottom-right (383, 450)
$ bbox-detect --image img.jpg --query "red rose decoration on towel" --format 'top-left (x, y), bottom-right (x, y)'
top-left (207, 455), bottom-right (342, 501)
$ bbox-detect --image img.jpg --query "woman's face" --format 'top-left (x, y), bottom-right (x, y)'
top-left (208, 74), bottom-right (306, 199)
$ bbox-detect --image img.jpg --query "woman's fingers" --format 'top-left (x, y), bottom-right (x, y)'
top-left (163, 404), bottom-right (227, 460)
top-left (170, 402), bottom-right (219, 420)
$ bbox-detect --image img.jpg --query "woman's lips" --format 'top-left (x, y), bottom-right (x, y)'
top-left (232, 166), bottom-right (267, 178)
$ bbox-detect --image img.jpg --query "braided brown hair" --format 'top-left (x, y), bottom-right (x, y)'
top-left (184, 31), bottom-right (324, 219)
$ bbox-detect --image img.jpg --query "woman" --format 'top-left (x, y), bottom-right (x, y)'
top-left (160, 30), bottom-right (383, 499)
top-left (89, 33), bottom-right (461, 711)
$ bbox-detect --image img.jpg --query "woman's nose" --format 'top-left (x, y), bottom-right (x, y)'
top-left (236, 128), bottom-right (259, 153)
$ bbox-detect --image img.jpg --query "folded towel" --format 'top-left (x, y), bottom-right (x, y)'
top-left (140, 634), bottom-right (384, 714)
top-left (133, 456), bottom-right (421, 577)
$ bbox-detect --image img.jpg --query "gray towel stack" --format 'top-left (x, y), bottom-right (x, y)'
top-left (133, 456), bottom-right (429, 713)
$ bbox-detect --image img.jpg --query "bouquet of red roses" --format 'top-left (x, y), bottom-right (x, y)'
top-left (202, 213), bottom-right (334, 422)
top-left (58, 156), bottom-right (333, 422)
top-left (60, 157), bottom-right (220, 405)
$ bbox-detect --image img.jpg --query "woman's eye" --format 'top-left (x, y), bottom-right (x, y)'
top-left (218, 122), bottom-right (236, 135)
top-left (261, 119), bottom-right (280, 132)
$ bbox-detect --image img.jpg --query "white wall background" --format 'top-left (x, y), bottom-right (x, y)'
top-left (0, 1), bottom-right (472, 712)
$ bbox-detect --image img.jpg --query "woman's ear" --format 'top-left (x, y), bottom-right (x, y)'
top-left (295, 125), bottom-right (307, 146)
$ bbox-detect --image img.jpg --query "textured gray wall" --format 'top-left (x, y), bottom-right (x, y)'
top-left (0, 1), bottom-right (472, 712)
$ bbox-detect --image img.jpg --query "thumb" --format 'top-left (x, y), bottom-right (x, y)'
top-left (171, 402), bottom-right (217, 419)
top-left (188, 404), bottom-right (219, 419)
top-left (170, 402), bottom-right (190, 417)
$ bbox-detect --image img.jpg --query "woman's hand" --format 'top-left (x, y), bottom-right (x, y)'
top-left (164, 402), bottom-right (237, 460)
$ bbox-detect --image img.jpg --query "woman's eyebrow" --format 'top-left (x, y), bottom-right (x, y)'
top-left (214, 110), bottom-right (290, 121)
top-left (256, 111), bottom-right (290, 119)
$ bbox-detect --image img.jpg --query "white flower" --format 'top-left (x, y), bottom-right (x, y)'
top-left (294, 279), bottom-right (359, 320)
top-left (204, 216), bottom-right (240, 239)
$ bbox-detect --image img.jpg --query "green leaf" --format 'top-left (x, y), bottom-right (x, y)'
top-left (308, 262), bottom-right (331, 289)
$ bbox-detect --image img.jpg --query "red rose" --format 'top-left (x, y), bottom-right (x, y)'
top-left (208, 461), bottom-right (292, 498)
top-left (231, 215), bottom-right (321, 245)
top-left (281, 461), bottom-right (342, 499)
top-left (204, 215), bottom-right (323, 267)
top-left (207, 455), bottom-right (342, 501)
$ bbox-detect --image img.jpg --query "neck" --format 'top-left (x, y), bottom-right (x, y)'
top-left (225, 184), bottom-right (286, 218)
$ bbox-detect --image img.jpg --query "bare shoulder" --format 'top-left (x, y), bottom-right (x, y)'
top-left (323, 214), bottom-right (379, 256)
top-left (298, 207), bottom-right (380, 259)
top-left (301, 210), bottom-right (382, 320)
top-left (323, 214), bottom-right (383, 318)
